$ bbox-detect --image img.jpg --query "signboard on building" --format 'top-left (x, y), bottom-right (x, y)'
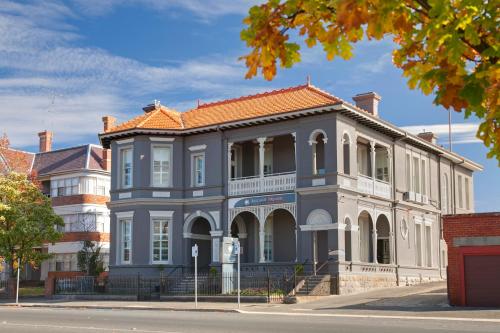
top-left (228, 193), bottom-right (296, 209)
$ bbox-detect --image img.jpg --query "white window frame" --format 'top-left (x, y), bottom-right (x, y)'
top-left (191, 152), bottom-right (205, 187)
top-left (424, 218), bottom-right (433, 268)
top-left (414, 217), bottom-right (423, 267)
top-left (457, 175), bottom-right (464, 208)
top-left (149, 211), bottom-right (174, 264)
top-left (465, 177), bottom-right (470, 210)
top-left (119, 146), bottom-right (133, 189)
top-left (116, 211), bottom-right (134, 265)
top-left (151, 144), bottom-right (172, 187)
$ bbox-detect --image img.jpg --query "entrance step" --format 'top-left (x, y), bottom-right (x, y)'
top-left (294, 275), bottom-right (331, 296)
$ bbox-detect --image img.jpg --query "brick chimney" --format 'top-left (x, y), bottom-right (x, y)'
top-left (38, 130), bottom-right (53, 152)
top-left (418, 131), bottom-right (438, 144)
top-left (102, 148), bottom-right (111, 171)
top-left (352, 92), bottom-right (381, 117)
top-left (102, 116), bottom-right (116, 132)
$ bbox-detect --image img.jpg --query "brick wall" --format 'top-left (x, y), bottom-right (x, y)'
top-left (51, 194), bottom-right (109, 206)
top-left (60, 232), bottom-right (110, 242)
top-left (443, 212), bottom-right (500, 306)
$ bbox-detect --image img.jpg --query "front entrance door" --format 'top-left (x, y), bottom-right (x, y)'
top-left (313, 230), bottom-right (328, 274)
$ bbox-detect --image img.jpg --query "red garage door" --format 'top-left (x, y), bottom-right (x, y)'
top-left (464, 255), bottom-right (500, 307)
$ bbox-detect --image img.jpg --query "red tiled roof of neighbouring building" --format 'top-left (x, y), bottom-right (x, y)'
top-left (0, 147), bottom-right (35, 174)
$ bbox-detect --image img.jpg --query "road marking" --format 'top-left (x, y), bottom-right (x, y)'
top-left (236, 310), bottom-right (500, 323)
top-left (1, 321), bottom-right (180, 333)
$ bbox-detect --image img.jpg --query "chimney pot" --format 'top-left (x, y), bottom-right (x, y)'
top-left (102, 116), bottom-right (116, 132)
top-left (418, 131), bottom-right (438, 144)
top-left (352, 92), bottom-right (381, 117)
top-left (38, 130), bottom-right (53, 153)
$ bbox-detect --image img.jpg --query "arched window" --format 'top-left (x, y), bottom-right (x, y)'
top-left (309, 130), bottom-right (327, 175)
top-left (343, 133), bottom-right (351, 175)
top-left (344, 217), bottom-right (352, 261)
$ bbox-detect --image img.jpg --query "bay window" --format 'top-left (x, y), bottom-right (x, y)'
top-left (120, 148), bottom-right (133, 188)
top-left (151, 218), bottom-right (169, 263)
top-left (152, 146), bottom-right (171, 187)
top-left (192, 153), bottom-right (205, 187)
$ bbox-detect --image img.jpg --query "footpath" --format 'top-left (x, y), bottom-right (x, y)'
top-left (1, 281), bottom-right (500, 322)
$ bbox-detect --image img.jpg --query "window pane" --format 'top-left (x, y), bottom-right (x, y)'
top-left (153, 147), bottom-right (170, 186)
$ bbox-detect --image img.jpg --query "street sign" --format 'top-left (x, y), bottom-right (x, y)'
top-left (192, 244), bottom-right (198, 257)
top-left (233, 241), bottom-right (240, 254)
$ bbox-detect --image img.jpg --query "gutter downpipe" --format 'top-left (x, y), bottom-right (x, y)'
top-left (437, 155), bottom-right (444, 280)
top-left (392, 136), bottom-right (403, 286)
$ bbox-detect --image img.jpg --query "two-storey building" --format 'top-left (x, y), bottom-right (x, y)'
top-left (0, 131), bottom-right (111, 280)
top-left (99, 84), bottom-right (482, 293)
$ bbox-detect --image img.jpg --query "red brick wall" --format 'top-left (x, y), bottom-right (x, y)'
top-left (51, 194), bottom-right (109, 206)
top-left (443, 213), bottom-right (500, 306)
top-left (60, 232), bottom-right (110, 242)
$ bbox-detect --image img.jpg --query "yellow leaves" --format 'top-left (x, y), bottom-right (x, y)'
top-left (240, 0), bottom-right (500, 163)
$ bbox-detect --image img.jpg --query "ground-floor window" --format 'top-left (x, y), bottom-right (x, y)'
top-left (425, 225), bottom-right (432, 267)
top-left (119, 219), bottom-right (132, 264)
top-left (151, 218), bottom-right (169, 263)
top-left (264, 219), bottom-right (273, 262)
top-left (415, 223), bottom-right (422, 266)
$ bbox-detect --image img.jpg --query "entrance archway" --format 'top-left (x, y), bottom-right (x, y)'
top-left (358, 211), bottom-right (374, 263)
top-left (376, 214), bottom-right (391, 264)
top-left (189, 217), bottom-right (212, 269)
top-left (264, 209), bottom-right (296, 262)
top-left (230, 212), bottom-right (259, 263)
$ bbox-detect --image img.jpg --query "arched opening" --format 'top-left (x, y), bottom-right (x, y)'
top-left (311, 132), bottom-right (326, 175)
top-left (343, 133), bottom-right (351, 175)
top-left (264, 209), bottom-right (296, 262)
top-left (358, 211), bottom-right (373, 263)
top-left (376, 215), bottom-right (391, 264)
top-left (189, 217), bottom-right (212, 269)
top-left (230, 212), bottom-right (259, 263)
top-left (344, 217), bottom-right (352, 262)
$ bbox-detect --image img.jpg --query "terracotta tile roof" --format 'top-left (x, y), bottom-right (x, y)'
top-left (0, 147), bottom-right (34, 174)
top-left (104, 84), bottom-right (342, 134)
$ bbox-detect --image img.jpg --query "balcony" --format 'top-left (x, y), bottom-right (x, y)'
top-left (357, 174), bottom-right (391, 199)
top-left (229, 172), bottom-right (296, 196)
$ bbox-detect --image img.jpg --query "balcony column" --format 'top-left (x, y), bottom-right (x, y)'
top-left (372, 228), bottom-right (378, 263)
top-left (257, 137), bottom-right (266, 179)
top-left (227, 142), bottom-right (233, 181)
top-left (259, 228), bottom-right (266, 263)
top-left (370, 141), bottom-right (376, 193)
top-left (388, 148), bottom-right (393, 199)
top-left (292, 132), bottom-right (297, 170)
top-left (389, 231), bottom-right (395, 264)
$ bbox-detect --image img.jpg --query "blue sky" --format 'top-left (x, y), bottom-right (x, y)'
top-left (0, 0), bottom-right (498, 211)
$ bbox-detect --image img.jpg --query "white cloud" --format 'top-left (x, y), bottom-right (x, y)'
top-left (0, 0), bottom-right (265, 148)
top-left (70, 0), bottom-right (257, 19)
top-left (401, 123), bottom-right (481, 145)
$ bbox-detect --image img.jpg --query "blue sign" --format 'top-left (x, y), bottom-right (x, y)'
top-left (233, 193), bottom-right (295, 208)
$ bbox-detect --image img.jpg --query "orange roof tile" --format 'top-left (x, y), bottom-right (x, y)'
top-left (0, 147), bottom-right (34, 174)
top-left (104, 84), bottom-right (342, 134)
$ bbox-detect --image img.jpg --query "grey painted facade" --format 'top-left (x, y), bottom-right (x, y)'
top-left (101, 94), bottom-right (481, 293)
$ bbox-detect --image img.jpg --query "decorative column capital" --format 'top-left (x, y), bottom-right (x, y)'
top-left (257, 137), bottom-right (267, 146)
top-left (370, 141), bottom-right (376, 151)
top-left (228, 142), bottom-right (233, 150)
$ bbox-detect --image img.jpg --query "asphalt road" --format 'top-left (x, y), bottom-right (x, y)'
top-left (1, 307), bottom-right (500, 333)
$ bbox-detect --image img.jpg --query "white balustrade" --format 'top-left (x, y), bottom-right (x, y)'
top-left (357, 174), bottom-right (373, 195)
top-left (229, 172), bottom-right (296, 196)
top-left (374, 180), bottom-right (391, 199)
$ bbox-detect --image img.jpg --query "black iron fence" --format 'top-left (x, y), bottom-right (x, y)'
top-left (54, 272), bottom-right (295, 302)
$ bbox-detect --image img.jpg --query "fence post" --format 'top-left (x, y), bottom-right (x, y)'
top-left (267, 269), bottom-right (270, 303)
top-left (137, 273), bottom-right (140, 301)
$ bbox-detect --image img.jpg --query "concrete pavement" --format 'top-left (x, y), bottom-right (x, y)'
top-left (2, 281), bottom-right (500, 321)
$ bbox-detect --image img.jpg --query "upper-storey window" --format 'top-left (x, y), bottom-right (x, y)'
top-left (51, 178), bottom-right (79, 197)
top-left (310, 132), bottom-right (326, 175)
top-left (442, 173), bottom-right (450, 214)
top-left (342, 133), bottom-right (351, 175)
top-left (412, 156), bottom-right (420, 193)
top-left (357, 143), bottom-right (370, 177)
top-left (192, 153), bottom-right (205, 187)
top-left (421, 159), bottom-right (427, 196)
top-left (120, 147), bottom-right (133, 188)
top-left (152, 146), bottom-right (171, 187)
